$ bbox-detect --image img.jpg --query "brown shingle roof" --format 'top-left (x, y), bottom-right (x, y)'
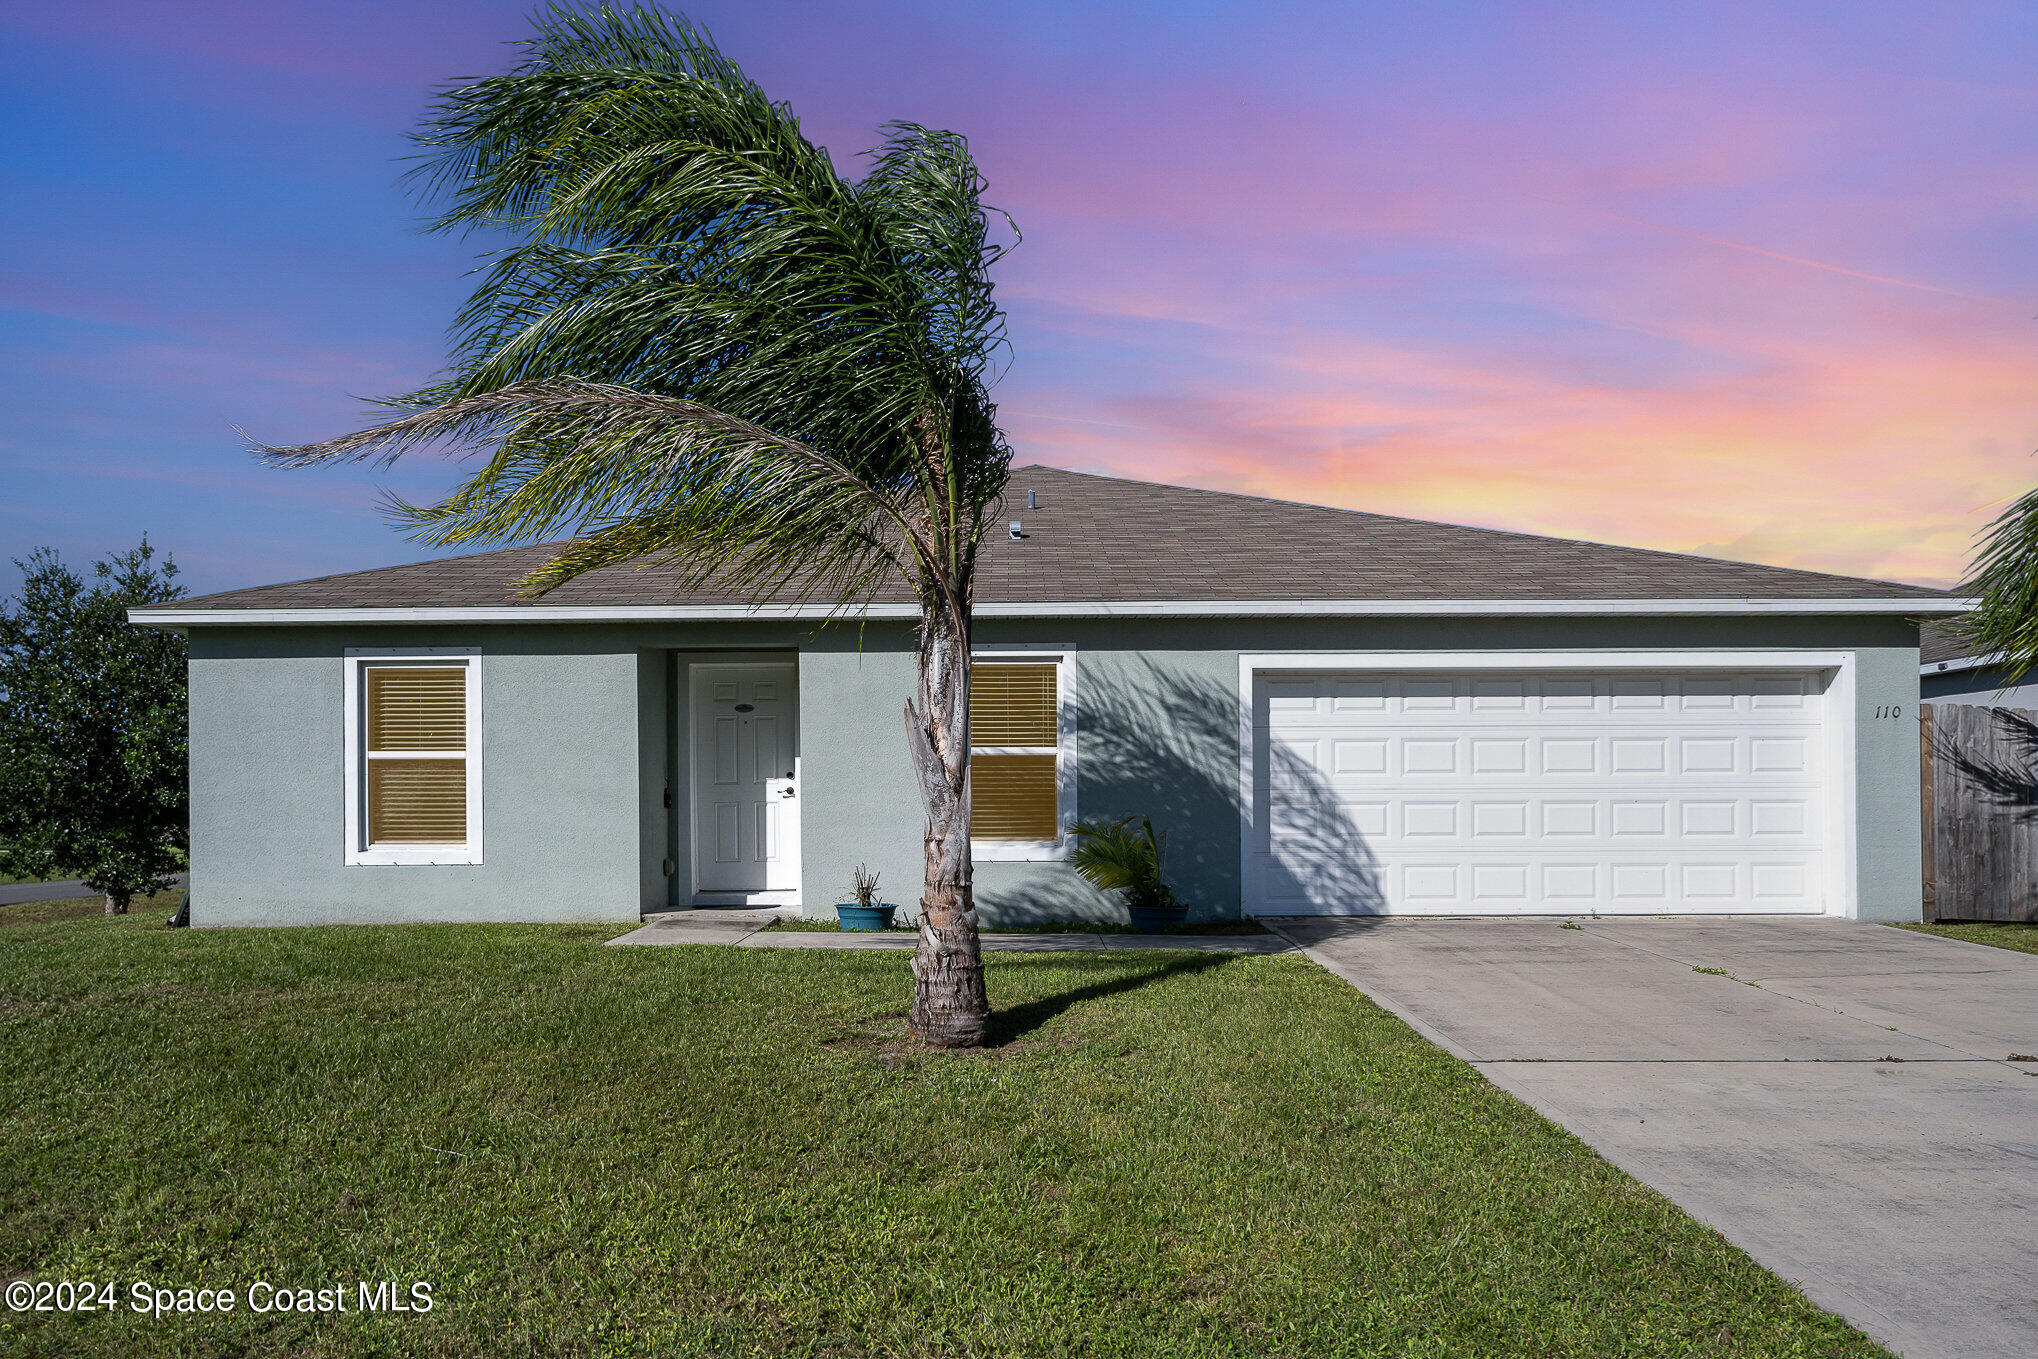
top-left (146, 465), bottom-right (1954, 613)
top-left (1921, 622), bottom-right (1980, 665)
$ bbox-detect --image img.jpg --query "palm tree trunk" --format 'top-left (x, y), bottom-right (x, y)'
top-left (905, 601), bottom-right (988, 1046)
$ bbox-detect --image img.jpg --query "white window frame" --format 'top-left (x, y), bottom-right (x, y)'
top-left (969, 646), bottom-right (1078, 862)
top-left (343, 647), bottom-right (483, 866)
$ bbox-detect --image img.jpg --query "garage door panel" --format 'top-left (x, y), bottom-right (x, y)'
top-left (1267, 793), bottom-right (1389, 841)
top-left (1472, 738), bottom-right (1529, 773)
top-left (1543, 862), bottom-right (1598, 901)
top-left (1610, 800), bottom-right (1668, 837)
top-left (1255, 669), bottom-right (1832, 915)
top-left (1471, 801), bottom-right (1529, 837)
top-left (1333, 738), bottom-right (1388, 774)
top-left (1273, 734), bottom-right (1823, 782)
top-left (1750, 799), bottom-right (1813, 838)
top-left (1278, 792), bottom-right (1821, 847)
top-left (1471, 679), bottom-right (1528, 709)
top-left (1300, 852), bottom-right (1831, 914)
top-left (1269, 679), bottom-right (1823, 723)
top-left (1752, 862), bottom-right (1812, 899)
top-left (1611, 737), bottom-right (1668, 773)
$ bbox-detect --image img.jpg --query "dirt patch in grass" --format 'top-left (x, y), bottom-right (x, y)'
top-left (821, 1013), bottom-right (1079, 1065)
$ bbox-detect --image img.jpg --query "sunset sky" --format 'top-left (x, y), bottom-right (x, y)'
top-left (5, 1), bottom-right (2035, 595)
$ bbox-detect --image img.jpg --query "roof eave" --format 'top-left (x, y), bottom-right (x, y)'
top-left (1921, 652), bottom-right (2001, 677)
top-left (131, 596), bottom-right (1973, 628)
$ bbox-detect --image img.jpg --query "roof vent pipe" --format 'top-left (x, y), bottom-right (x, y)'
top-left (1027, 489), bottom-right (1037, 509)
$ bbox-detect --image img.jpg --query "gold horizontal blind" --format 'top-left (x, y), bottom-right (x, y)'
top-left (365, 666), bottom-right (468, 845)
top-left (971, 661), bottom-right (1060, 841)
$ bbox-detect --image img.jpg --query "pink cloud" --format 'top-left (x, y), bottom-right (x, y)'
top-left (1004, 266), bottom-right (2038, 588)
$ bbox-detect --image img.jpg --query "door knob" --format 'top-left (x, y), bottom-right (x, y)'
top-left (779, 786), bottom-right (795, 798)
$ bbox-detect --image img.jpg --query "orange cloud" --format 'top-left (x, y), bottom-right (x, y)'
top-left (1004, 275), bottom-right (2038, 588)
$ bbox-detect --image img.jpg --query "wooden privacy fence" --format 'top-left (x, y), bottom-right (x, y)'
top-left (1920, 702), bottom-right (2038, 922)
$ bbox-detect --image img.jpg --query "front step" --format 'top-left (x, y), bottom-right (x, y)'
top-left (639, 904), bottom-right (800, 924)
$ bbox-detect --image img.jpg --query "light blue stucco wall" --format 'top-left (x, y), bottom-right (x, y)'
top-left (797, 626), bottom-right (926, 917)
top-left (188, 623), bottom-right (802, 926)
top-left (793, 613), bottom-right (1927, 925)
top-left (1848, 640), bottom-right (1929, 922)
top-left (184, 612), bottom-right (1926, 927)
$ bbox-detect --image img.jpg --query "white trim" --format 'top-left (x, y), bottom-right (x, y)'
top-left (969, 648), bottom-right (1079, 862)
top-left (131, 595), bottom-right (1972, 628)
top-left (691, 889), bottom-right (800, 906)
top-left (1921, 652), bottom-right (1998, 677)
top-left (686, 661), bottom-right (801, 902)
top-left (342, 647), bottom-right (482, 866)
top-left (1235, 650), bottom-right (1859, 920)
top-left (1240, 649), bottom-right (1858, 671)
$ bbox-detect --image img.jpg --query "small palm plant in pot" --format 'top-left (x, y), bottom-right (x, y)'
top-left (836, 864), bottom-right (897, 932)
top-left (1068, 816), bottom-right (1185, 933)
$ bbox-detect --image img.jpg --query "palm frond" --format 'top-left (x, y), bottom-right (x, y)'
top-left (1954, 484), bottom-right (2038, 682)
top-left (1067, 816), bottom-right (1178, 911)
top-left (262, 4), bottom-right (1018, 609)
top-left (256, 379), bottom-right (918, 603)
top-left (859, 122), bottom-right (1018, 556)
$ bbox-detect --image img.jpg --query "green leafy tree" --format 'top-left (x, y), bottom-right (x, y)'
top-left (0, 540), bottom-right (188, 914)
top-left (261, 5), bottom-right (1016, 1044)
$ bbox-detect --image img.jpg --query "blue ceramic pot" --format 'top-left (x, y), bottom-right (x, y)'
top-left (837, 903), bottom-right (899, 932)
top-left (1127, 904), bottom-right (1187, 935)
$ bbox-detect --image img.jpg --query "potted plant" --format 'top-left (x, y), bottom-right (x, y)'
top-left (1068, 815), bottom-right (1186, 933)
top-left (835, 863), bottom-right (897, 932)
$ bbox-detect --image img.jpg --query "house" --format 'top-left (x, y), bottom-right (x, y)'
top-left (1920, 621), bottom-right (2038, 707)
top-left (132, 466), bottom-right (1962, 927)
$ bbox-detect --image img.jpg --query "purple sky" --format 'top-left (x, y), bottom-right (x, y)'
top-left (6, 1), bottom-right (2036, 596)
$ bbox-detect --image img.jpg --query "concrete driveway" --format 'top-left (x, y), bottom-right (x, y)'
top-left (1275, 915), bottom-right (2038, 1359)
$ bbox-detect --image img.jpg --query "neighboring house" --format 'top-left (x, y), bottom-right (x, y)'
top-left (132, 466), bottom-right (1962, 927)
top-left (1920, 621), bottom-right (2038, 707)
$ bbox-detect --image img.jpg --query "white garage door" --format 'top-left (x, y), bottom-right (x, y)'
top-left (1252, 669), bottom-right (1834, 916)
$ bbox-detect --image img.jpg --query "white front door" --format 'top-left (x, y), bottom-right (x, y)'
top-left (691, 664), bottom-right (800, 897)
top-left (1252, 669), bottom-right (1833, 916)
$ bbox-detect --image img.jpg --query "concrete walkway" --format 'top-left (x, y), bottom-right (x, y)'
top-left (1273, 915), bottom-right (2038, 1359)
top-left (0, 873), bottom-right (187, 906)
top-left (607, 909), bottom-right (1291, 954)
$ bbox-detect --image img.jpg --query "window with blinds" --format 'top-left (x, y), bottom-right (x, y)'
top-left (365, 666), bottom-right (467, 844)
top-left (357, 661), bottom-right (474, 853)
top-left (971, 660), bottom-right (1062, 843)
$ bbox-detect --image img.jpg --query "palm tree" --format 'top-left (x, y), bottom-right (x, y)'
top-left (1955, 486), bottom-right (2038, 681)
top-left (260, 4), bottom-right (1015, 1045)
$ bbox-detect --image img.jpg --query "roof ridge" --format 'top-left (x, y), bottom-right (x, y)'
top-left (1009, 463), bottom-right (1948, 595)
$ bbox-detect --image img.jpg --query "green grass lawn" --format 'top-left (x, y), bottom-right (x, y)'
top-left (1894, 920), bottom-right (2038, 957)
top-left (1, 904), bottom-right (1882, 1358)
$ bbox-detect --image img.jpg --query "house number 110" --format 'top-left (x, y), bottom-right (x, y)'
top-left (1874, 705), bottom-right (1903, 718)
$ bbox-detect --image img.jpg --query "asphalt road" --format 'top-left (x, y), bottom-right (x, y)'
top-left (0, 873), bottom-right (188, 906)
